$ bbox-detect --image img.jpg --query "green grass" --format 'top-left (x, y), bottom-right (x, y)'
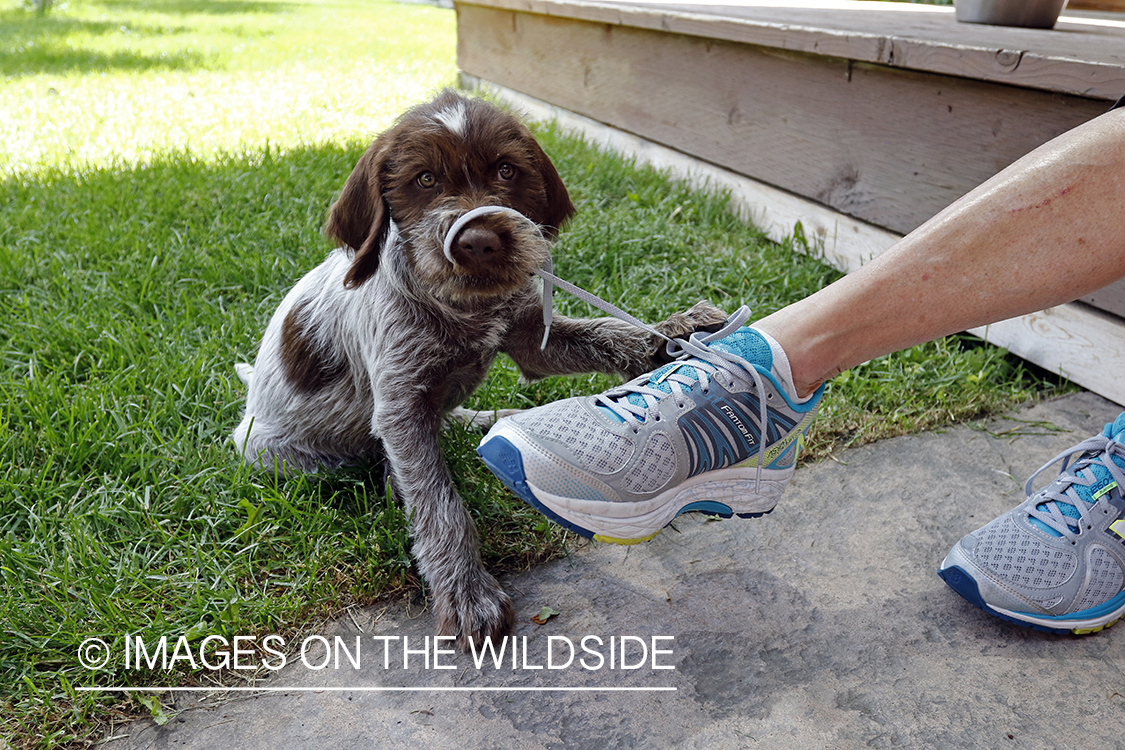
top-left (0, 0), bottom-right (456, 172)
top-left (0, 0), bottom-right (1066, 747)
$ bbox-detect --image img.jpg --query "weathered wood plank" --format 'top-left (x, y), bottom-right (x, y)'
top-left (464, 74), bottom-right (900, 269)
top-left (464, 0), bottom-right (1125, 100)
top-left (968, 305), bottom-right (1125, 402)
top-left (1080, 285), bottom-right (1125, 318)
top-left (469, 78), bottom-right (1125, 404)
top-left (457, 3), bottom-right (1106, 235)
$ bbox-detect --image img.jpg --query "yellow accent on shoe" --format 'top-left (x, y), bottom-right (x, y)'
top-left (761, 409), bottom-right (817, 466)
top-left (1110, 519), bottom-right (1125, 541)
top-left (793, 431), bottom-right (807, 462)
top-left (1072, 616), bottom-right (1120, 635)
top-left (593, 530), bottom-right (662, 545)
top-left (1093, 480), bottom-right (1119, 502)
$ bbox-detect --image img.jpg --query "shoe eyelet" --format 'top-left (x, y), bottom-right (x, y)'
top-left (767, 393), bottom-right (774, 400)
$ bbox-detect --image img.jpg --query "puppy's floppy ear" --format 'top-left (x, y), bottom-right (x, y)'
top-left (527, 138), bottom-right (576, 238)
top-left (324, 141), bottom-right (390, 288)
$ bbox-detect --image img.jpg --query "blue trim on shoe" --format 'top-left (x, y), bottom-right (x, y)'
top-left (1050, 588), bottom-right (1125, 622)
top-left (677, 500), bottom-right (733, 518)
top-left (476, 436), bottom-right (597, 540)
top-left (937, 565), bottom-right (989, 611)
top-left (938, 565), bottom-right (1090, 634)
top-left (478, 437), bottom-right (777, 541)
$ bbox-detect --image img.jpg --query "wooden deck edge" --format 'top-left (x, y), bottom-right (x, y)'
top-left (460, 74), bottom-right (900, 271)
top-left (466, 75), bottom-right (1125, 405)
top-left (969, 305), bottom-right (1125, 405)
top-left (460, 0), bottom-right (1125, 100)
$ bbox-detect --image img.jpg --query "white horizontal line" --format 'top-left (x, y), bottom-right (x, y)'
top-left (78, 686), bottom-right (676, 693)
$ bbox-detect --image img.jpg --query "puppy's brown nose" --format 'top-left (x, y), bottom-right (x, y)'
top-left (456, 226), bottom-right (502, 258)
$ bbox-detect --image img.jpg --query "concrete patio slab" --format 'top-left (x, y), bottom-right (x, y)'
top-left (101, 390), bottom-right (1125, 750)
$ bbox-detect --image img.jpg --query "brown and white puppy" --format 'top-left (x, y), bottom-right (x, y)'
top-left (232, 89), bottom-right (726, 647)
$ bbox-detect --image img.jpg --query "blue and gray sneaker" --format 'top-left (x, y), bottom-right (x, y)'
top-left (939, 413), bottom-right (1125, 634)
top-left (477, 308), bottom-right (824, 544)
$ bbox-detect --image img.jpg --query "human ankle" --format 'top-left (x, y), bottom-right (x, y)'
top-left (748, 326), bottom-right (806, 401)
top-left (748, 323), bottom-right (825, 401)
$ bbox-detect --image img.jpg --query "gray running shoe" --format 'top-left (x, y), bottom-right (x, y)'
top-left (939, 413), bottom-right (1125, 634)
top-left (477, 308), bottom-right (823, 544)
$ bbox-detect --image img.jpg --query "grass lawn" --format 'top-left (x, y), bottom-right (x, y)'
top-left (0, 0), bottom-right (1066, 746)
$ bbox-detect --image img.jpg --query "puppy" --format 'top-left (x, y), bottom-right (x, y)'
top-left (232, 90), bottom-right (727, 647)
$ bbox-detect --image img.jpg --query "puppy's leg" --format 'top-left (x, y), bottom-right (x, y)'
top-left (375, 397), bottom-right (514, 649)
top-left (503, 298), bottom-right (730, 381)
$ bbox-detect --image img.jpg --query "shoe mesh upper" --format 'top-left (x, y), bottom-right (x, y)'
top-left (974, 515), bottom-right (1077, 588)
top-left (1076, 547), bottom-right (1125, 610)
top-left (622, 432), bottom-right (677, 494)
top-left (517, 401), bottom-right (633, 475)
top-left (941, 412), bottom-right (1125, 626)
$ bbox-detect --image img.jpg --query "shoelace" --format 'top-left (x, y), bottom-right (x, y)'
top-left (601, 308), bottom-right (772, 487)
top-left (443, 205), bottom-right (679, 351)
top-left (1024, 435), bottom-right (1125, 542)
top-left (443, 206), bottom-right (774, 485)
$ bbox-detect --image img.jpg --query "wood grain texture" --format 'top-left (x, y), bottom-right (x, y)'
top-left (969, 304), bottom-right (1125, 404)
top-left (458, 3), bottom-right (1105, 235)
top-left (460, 0), bottom-right (1125, 99)
top-left (464, 73), bottom-right (901, 271)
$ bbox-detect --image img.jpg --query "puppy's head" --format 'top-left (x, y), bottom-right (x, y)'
top-left (324, 90), bottom-right (575, 298)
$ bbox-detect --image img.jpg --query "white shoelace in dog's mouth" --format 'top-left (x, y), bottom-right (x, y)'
top-left (443, 205), bottom-right (678, 351)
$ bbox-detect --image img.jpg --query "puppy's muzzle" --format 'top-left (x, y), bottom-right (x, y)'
top-left (443, 206), bottom-right (563, 347)
top-left (448, 224), bottom-right (506, 275)
top-left (442, 206), bottom-right (541, 266)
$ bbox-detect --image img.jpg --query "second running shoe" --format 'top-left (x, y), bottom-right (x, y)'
top-left (477, 308), bottom-right (824, 544)
top-left (939, 413), bottom-right (1125, 634)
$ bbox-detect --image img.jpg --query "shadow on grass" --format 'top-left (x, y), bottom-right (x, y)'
top-left (0, 10), bottom-right (209, 76)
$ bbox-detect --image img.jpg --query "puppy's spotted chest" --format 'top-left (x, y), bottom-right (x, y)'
top-left (231, 89), bottom-right (729, 648)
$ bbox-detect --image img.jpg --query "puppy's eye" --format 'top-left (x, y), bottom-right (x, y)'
top-left (417, 172), bottom-right (436, 189)
top-left (497, 163), bottom-right (515, 181)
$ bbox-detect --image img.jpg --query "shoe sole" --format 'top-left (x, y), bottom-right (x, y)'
top-left (938, 562), bottom-right (1125, 635)
top-left (478, 434), bottom-right (782, 544)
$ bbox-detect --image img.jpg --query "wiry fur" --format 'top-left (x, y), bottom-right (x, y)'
top-left (231, 90), bottom-right (728, 648)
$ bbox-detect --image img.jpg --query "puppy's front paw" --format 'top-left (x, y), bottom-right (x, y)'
top-left (656, 300), bottom-right (730, 339)
top-left (650, 300), bottom-right (730, 365)
top-left (433, 569), bottom-right (515, 651)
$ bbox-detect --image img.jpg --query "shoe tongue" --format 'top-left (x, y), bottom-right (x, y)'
top-left (599, 328), bottom-right (772, 422)
top-left (1031, 416), bottom-right (1125, 536)
top-left (710, 329), bottom-right (773, 367)
top-left (1105, 412), bottom-right (1125, 441)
